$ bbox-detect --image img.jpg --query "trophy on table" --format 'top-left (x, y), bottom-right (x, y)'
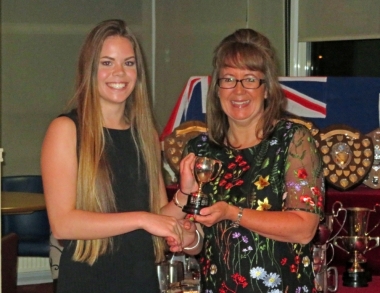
top-left (333, 204), bottom-right (380, 287)
top-left (182, 156), bottom-right (222, 216)
top-left (312, 201), bottom-right (346, 293)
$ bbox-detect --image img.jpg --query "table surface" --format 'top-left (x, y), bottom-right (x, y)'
top-left (1, 191), bottom-right (46, 214)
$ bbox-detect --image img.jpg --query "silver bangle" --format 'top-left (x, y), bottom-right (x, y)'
top-left (183, 230), bottom-right (200, 250)
top-left (173, 190), bottom-right (183, 209)
top-left (231, 207), bottom-right (244, 228)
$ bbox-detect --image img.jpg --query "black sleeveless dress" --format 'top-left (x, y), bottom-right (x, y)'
top-left (57, 111), bottom-right (159, 293)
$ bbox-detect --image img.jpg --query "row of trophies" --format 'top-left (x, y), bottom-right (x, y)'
top-left (313, 201), bottom-right (380, 291)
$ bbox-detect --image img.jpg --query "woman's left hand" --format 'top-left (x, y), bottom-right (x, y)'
top-left (193, 201), bottom-right (232, 227)
top-left (165, 218), bottom-right (197, 252)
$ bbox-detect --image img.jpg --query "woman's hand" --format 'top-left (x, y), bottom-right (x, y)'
top-left (165, 218), bottom-right (197, 252)
top-left (141, 213), bottom-right (184, 246)
top-left (179, 153), bottom-right (198, 194)
top-left (193, 201), bottom-right (233, 227)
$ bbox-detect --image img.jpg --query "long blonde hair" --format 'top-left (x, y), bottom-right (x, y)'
top-left (68, 19), bottom-right (165, 265)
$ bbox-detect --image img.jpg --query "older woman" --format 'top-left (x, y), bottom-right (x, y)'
top-left (167, 29), bottom-right (324, 293)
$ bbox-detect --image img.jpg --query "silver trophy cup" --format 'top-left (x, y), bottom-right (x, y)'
top-left (333, 204), bottom-right (380, 287)
top-left (182, 156), bottom-right (222, 216)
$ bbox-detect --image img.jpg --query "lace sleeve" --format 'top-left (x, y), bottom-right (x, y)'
top-left (284, 127), bottom-right (324, 218)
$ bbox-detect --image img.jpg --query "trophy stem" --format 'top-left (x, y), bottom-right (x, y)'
top-left (348, 251), bottom-right (364, 273)
top-left (197, 183), bottom-right (203, 195)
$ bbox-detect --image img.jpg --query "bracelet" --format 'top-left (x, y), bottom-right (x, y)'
top-left (179, 188), bottom-right (192, 196)
top-left (173, 190), bottom-right (184, 209)
top-left (183, 230), bottom-right (200, 250)
top-left (231, 207), bottom-right (244, 228)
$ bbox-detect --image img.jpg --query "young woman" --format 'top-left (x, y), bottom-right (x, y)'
top-left (41, 19), bottom-right (184, 293)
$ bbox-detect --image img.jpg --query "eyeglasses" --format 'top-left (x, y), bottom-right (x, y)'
top-left (217, 77), bottom-right (266, 89)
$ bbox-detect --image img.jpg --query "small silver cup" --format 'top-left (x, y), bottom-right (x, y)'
top-left (157, 262), bottom-right (170, 293)
top-left (182, 156), bottom-right (222, 215)
top-left (315, 266), bottom-right (338, 293)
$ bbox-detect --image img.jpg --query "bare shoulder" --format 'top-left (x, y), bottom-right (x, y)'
top-left (42, 116), bottom-right (77, 153)
top-left (46, 116), bottom-right (76, 138)
top-left (48, 115), bottom-right (76, 131)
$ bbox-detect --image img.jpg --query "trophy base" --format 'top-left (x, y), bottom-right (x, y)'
top-left (182, 194), bottom-right (209, 216)
top-left (346, 261), bottom-right (372, 282)
top-left (182, 205), bottom-right (201, 216)
top-left (342, 271), bottom-right (368, 287)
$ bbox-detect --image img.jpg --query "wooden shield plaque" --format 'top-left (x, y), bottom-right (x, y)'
top-left (363, 128), bottom-right (380, 188)
top-left (163, 120), bottom-right (207, 174)
top-left (315, 124), bottom-right (374, 191)
top-left (287, 117), bottom-right (319, 137)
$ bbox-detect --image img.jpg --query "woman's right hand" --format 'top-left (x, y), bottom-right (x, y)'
top-left (179, 153), bottom-right (198, 194)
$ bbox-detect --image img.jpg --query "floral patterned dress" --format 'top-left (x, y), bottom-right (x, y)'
top-left (185, 120), bottom-right (324, 293)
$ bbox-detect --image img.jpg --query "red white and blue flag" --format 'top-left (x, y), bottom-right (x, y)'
top-left (161, 76), bottom-right (380, 139)
top-left (160, 76), bottom-right (210, 139)
top-left (279, 77), bottom-right (327, 118)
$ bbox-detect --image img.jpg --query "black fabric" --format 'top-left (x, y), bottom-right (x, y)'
top-left (57, 111), bottom-right (159, 293)
top-left (186, 120), bottom-right (322, 293)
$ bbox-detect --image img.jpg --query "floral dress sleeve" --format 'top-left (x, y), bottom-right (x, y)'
top-left (284, 127), bottom-right (325, 218)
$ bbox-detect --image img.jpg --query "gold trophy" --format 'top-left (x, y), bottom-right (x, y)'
top-left (182, 156), bottom-right (222, 216)
top-left (333, 204), bottom-right (380, 287)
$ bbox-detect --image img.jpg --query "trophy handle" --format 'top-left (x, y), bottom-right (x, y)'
top-left (364, 236), bottom-right (380, 254)
top-left (325, 243), bottom-right (335, 267)
top-left (366, 204), bottom-right (380, 236)
top-left (333, 236), bottom-right (350, 254)
top-left (209, 159), bottom-right (223, 181)
top-left (327, 266), bottom-right (339, 292)
top-left (331, 201), bottom-right (348, 237)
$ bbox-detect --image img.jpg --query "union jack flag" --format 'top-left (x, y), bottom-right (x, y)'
top-left (161, 76), bottom-right (380, 139)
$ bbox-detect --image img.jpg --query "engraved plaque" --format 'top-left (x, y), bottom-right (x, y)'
top-left (315, 124), bottom-right (374, 190)
top-left (363, 128), bottom-right (380, 188)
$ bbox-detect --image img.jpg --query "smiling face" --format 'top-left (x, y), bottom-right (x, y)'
top-left (218, 66), bottom-right (266, 127)
top-left (97, 36), bottom-right (137, 106)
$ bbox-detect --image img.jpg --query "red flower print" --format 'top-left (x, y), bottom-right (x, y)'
top-left (281, 258), bottom-right (287, 265)
top-left (238, 161), bottom-right (247, 167)
top-left (242, 165), bottom-right (250, 171)
top-left (294, 255), bottom-right (300, 264)
top-left (235, 179), bottom-right (244, 186)
top-left (290, 264), bottom-right (297, 273)
top-left (224, 173), bottom-right (233, 180)
top-left (231, 273), bottom-right (248, 288)
top-left (219, 179), bottom-right (227, 187)
top-left (235, 155), bottom-right (243, 163)
top-left (228, 162), bottom-right (237, 169)
top-left (297, 168), bottom-right (308, 179)
top-left (219, 281), bottom-right (229, 293)
top-left (225, 183), bottom-right (234, 189)
top-left (311, 186), bottom-right (321, 196)
top-left (300, 195), bottom-right (312, 203)
top-left (220, 152), bottom-right (251, 190)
